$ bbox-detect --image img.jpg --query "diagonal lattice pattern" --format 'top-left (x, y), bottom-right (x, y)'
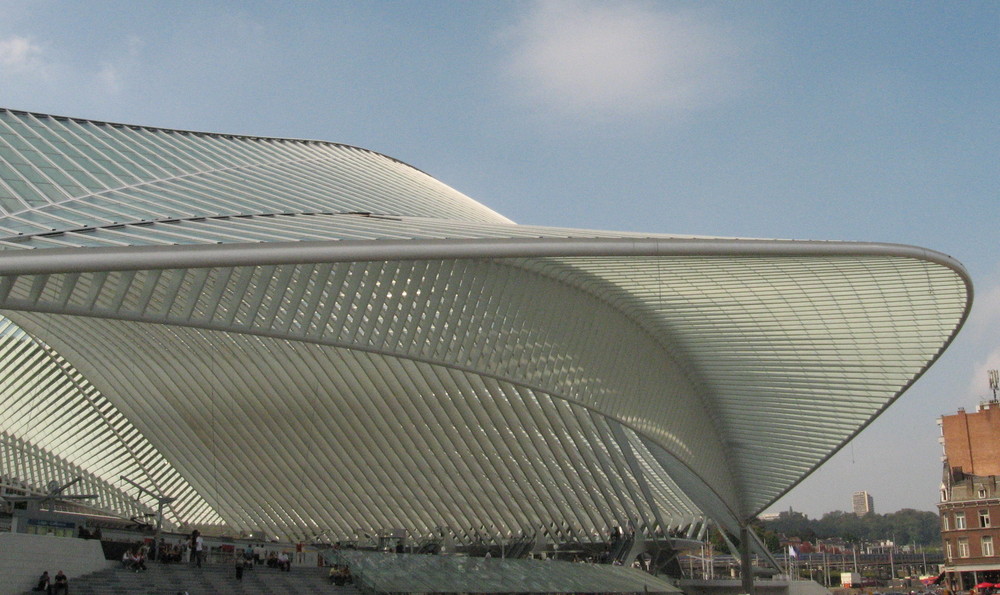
top-left (0, 109), bottom-right (971, 543)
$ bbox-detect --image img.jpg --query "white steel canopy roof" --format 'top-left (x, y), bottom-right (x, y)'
top-left (0, 109), bottom-right (971, 544)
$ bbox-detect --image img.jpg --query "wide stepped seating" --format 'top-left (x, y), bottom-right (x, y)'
top-left (21, 562), bottom-right (357, 595)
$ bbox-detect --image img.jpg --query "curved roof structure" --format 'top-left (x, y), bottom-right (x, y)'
top-left (0, 108), bottom-right (972, 545)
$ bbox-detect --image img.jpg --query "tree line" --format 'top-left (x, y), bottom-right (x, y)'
top-left (758, 509), bottom-right (943, 550)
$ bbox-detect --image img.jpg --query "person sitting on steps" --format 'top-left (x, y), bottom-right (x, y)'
top-left (51, 571), bottom-right (68, 595)
top-left (31, 570), bottom-right (51, 594)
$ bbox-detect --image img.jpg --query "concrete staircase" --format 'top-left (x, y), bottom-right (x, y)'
top-left (22, 562), bottom-right (360, 595)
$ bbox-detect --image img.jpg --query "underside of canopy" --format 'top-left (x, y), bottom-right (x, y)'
top-left (0, 109), bottom-right (972, 545)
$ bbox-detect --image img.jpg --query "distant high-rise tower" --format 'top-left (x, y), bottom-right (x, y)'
top-left (853, 491), bottom-right (874, 515)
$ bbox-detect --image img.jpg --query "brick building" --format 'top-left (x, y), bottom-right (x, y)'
top-left (939, 401), bottom-right (1000, 589)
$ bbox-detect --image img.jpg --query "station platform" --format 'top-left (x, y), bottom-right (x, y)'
top-left (17, 562), bottom-right (345, 595)
top-left (330, 549), bottom-right (680, 594)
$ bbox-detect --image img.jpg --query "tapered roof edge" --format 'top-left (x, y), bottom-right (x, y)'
top-left (0, 106), bottom-right (430, 175)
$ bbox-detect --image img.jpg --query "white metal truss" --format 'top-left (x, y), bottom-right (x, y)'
top-left (0, 109), bottom-right (972, 543)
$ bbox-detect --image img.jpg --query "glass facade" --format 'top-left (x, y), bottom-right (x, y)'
top-left (0, 109), bottom-right (973, 543)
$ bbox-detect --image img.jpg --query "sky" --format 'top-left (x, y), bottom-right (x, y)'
top-left (0, 0), bottom-right (997, 519)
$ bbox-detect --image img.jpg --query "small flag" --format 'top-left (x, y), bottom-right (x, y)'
top-left (789, 545), bottom-right (798, 559)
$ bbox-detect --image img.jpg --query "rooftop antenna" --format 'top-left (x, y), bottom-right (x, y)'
top-left (990, 369), bottom-right (999, 402)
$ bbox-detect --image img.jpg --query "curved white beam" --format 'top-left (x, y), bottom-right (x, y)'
top-left (0, 235), bottom-right (968, 277)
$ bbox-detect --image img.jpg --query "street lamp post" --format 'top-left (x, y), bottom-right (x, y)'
top-left (120, 475), bottom-right (176, 562)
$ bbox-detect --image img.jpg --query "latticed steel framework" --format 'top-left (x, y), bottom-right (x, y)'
top-left (0, 109), bottom-right (972, 544)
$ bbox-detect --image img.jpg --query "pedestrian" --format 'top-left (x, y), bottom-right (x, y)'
top-left (190, 530), bottom-right (203, 568)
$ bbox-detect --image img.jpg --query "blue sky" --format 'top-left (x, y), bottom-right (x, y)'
top-left (1, 0), bottom-right (997, 518)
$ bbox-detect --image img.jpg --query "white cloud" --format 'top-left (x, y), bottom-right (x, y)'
top-left (0, 35), bottom-right (47, 74)
top-left (95, 35), bottom-right (144, 95)
top-left (500, 1), bottom-right (749, 121)
top-left (96, 64), bottom-right (123, 95)
top-left (970, 275), bottom-right (1000, 339)
top-left (94, 35), bottom-right (144, 96)
top-left (0, 31), bottom-right (144, 110)
top-left (964, 272), bottom-right (1000, 401)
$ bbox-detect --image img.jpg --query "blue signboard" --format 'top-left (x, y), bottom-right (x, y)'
top-left (27, 518), bottom-right (76, 529)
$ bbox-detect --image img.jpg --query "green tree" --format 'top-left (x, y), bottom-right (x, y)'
top-left (760, 508), bottom-right (941, 547)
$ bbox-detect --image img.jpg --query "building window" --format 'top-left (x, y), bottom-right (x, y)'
top-left (946, 540), bottom-right (953, 560)
top-left (981, 509), bottom-right (991, 528)
top-left (944, 515), bottom-right (950, 531)
top-left (959, 538), bottom-right (970, 558)
top-left (956, 512), bottom-right (967, 529)
top-left (980, 488), bottom-right (988, 498)
top-left (983, 536), bottom-right (994, 557)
